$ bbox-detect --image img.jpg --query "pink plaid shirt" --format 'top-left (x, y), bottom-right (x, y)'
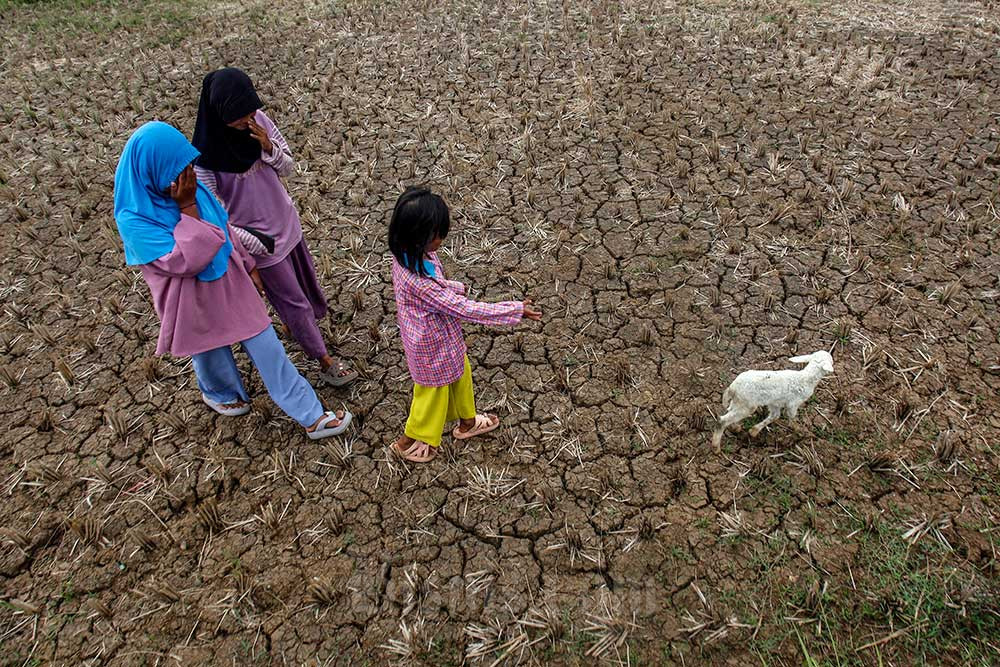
top-left (391, 253), bottom-right (523, 387)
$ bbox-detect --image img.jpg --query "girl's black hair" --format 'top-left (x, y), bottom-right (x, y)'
top-left (388, 186), bottom-right (450, 277)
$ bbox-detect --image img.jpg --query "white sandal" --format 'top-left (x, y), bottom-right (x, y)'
top-left (202, 395), bottom-right (251, 417)
top-left (306, 410), bottom-right (353, 440)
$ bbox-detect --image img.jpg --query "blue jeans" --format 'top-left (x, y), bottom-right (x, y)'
top-left (191, 326), bottom-right (323, 427)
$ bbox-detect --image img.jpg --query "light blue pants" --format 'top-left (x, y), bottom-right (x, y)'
top-left (191, 326), bottom-right (324, 427)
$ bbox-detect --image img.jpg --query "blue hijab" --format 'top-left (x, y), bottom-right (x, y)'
top-left (113, 121), bottom-right (232, 281)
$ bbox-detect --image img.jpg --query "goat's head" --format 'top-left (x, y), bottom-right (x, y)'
top-left (789, 350), bottom-right (834, 375)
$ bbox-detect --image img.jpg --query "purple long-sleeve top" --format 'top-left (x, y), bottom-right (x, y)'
top-left (194, 111), bottom-right (302, 268)
top-left (139, 214), bottom-right (271, 357)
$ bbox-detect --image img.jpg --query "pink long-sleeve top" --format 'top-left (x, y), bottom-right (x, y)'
top-left (194, 110), bottom-right (302, 268)
top-left (139, 214), bottom-right (271, 357)
top-left (391, 252), bottom-right (523, 387)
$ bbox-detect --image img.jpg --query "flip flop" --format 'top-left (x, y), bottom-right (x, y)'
top-left (390, 440), bottom-right (437, 463)
top-left (452, 413), bottom-right (500, 441)
top-left (306, 410), bottom-right (353, 440)
top-left (319, 358), bottom-right (358, 388)
top-left (202, 395), bottom-right (251, 417)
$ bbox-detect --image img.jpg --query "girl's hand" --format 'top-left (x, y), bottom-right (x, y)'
top-left (248, 117), bottom-right (273, 154)
top-left (249, 268), bottom-right (266, 297)
top-left (169, 165), bottom-right (197, 209)
top-left (522, 299), bottom-right (542, 321)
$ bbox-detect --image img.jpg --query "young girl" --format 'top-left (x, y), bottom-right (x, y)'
top-left (114, 121), bottom-right (351, 440)
top-left (388, 187), bottom-right (542, 463)
top-left (191, 67), bottom-right (357, 387)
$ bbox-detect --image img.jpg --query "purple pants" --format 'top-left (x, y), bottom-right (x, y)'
top-left (258, 240), bottom-right (329, 360)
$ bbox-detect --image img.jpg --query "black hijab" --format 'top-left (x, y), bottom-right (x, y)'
top-left (192, 68), bottom-right (263, 173)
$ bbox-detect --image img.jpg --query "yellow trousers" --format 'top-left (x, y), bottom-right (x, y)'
top-left (405, 356), bottom-right (476, 447)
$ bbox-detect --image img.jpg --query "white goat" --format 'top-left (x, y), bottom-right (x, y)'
top-left (711, 351), bottom-right (834, 451)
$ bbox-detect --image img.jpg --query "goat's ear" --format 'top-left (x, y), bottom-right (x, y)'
top-left (788, 354), bottom-right (813, 364)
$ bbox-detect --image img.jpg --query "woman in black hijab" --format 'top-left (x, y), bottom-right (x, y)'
top-left (192, 68), bottom-right (265, 173)
top-left (192, 68), bottom-right (357, 388)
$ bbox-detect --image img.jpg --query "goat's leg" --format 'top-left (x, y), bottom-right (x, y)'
top-left (712, 407), bottom-right (749, 452)
top-left (787, 401), bottom-right (802, 420)
top-left (749, 405), bottom-right (782, 437)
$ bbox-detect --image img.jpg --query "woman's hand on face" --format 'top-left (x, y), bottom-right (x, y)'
top-left (522, 299), bottom-right (542, 321)
top-left (169, 165), bottom-right (197, 209)
top-left (248, 117), bottom-right (273, 154)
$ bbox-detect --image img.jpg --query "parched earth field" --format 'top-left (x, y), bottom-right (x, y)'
top-left (1, 0), bottom-right (999, 664)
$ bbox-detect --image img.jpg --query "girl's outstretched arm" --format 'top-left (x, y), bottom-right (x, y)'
top-left (417, 281), bottom-right (523, 326)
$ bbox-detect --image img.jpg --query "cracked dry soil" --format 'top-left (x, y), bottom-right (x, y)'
top-left (1, 0), bottom-right (999, 664)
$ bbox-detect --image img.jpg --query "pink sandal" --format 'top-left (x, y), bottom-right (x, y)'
top-left (452, 413), bottom-right (500, 440)
top-left (390, 440), bottom-right (437, 463)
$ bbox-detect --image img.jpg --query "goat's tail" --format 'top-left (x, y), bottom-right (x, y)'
top-left (722, 387), bottom-right (731, 409)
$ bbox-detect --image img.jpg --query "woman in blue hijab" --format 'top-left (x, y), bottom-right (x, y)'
top-left (113, 121), bottom-right (351, 439)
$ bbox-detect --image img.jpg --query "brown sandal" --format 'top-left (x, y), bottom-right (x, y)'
top-left (452, 413), bottom-right (500, 440)
top-left (390, 440), bottom-right (436, 463)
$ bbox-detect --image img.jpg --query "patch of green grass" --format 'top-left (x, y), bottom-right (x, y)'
top-left (813, 426), bottom-right (865, 451)
top-left (419, 636), bottom-right (462, 667)
top-left (668, 545), bottom-right (695, 565)
top-left (3, 0), bottom-right (201, 47)
top-left (747, 539), bottom-right (789, 575)
top-left (793, 627), bottom-right (821, 667)
top-left (749, 471), bottom-right (796, 513)
top-left (750, 633), bottom-right (784, 664)
top-left (0, 0), bottom-right (90, 7)
top-left (745, 509), bottom-right (1000, 665)
top-left (60, 579), bottom-right (75, 603)
top-left (811, 519), bottom-right (997, 664)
